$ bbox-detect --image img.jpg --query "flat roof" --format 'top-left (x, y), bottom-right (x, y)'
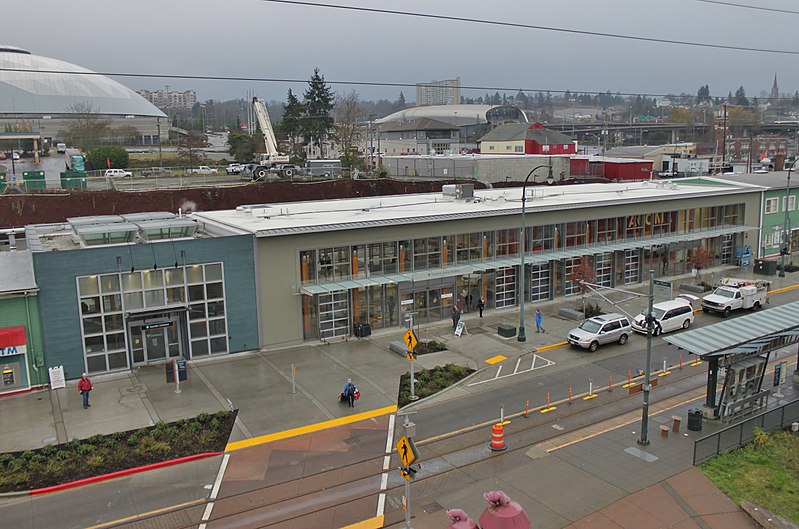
top-left (0, 250), bottom-right (37, 294)
top-left (192, 179), bottom-right (763, 238)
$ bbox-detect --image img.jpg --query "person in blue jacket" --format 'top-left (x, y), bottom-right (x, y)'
top-left (535, 308), bottom-right (545, 333)
top-left (343, 378), bottom-right (357, 408)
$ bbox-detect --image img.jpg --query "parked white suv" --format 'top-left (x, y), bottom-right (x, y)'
top-left (105, 168), bottom-right (132, 179)
top-left (568, 313), bottom-right (632, 352)
top-left (632, 297), bottom-right (695, 336)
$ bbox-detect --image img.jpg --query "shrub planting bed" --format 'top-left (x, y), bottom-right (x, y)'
top-left (0, 410), bottom-right (236, 493)
top-left (398, 364), bottom-right (475, 407)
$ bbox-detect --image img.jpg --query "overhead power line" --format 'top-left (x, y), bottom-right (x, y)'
top-left (0, 66), bottom-right (794, 102)
top-left (695, 0), bottom-right (799, 15)
top-left (261, 0), bottom-right (799, 55)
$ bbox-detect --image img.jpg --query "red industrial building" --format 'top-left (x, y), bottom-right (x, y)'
top-left (478, 122), bottom-right (577, 155)
top-left (570, 155), bottom-right (653, 181)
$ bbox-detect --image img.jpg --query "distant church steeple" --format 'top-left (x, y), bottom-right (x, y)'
top-left (771, 74), bottom-right (779, 100)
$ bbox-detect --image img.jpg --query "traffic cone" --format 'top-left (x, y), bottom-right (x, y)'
top-left (489, 423), bottom-right (506, 451)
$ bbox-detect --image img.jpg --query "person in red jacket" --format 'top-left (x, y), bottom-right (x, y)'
top-left (78, 373), bottom-right (93, 409)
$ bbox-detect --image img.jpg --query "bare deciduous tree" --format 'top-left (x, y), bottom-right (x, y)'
top-left (332, 91), bottom-right (363, 170)
top-left (62, 102), bottom-right (111, 151)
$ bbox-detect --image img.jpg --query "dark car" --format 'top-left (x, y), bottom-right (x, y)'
top-left (141, 167), bottom-right (173, 178)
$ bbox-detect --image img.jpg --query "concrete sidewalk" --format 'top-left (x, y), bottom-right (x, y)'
top-left (1, 265), bottom-right (796, 454)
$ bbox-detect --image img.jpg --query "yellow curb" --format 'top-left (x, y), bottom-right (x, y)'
top-left (540, 407), bottom-right (557, 413)
top-left (225, 405), bottom-right (398, 452)
top-left (535, 341), bottom-right (568, 352)
top-left (658, 371), bottom-right (671, 377)
top-left (770, 283), bottom-right (799, 294)
top-left (582, 394), bottom-right (598, 400)
top-left (340, 515), bottom-right (384, 529)
top-left (485, 354), bottom-right (507, 364)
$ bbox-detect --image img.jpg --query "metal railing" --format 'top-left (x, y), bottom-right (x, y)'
top-left (693, 398), bottom-right (799, 465)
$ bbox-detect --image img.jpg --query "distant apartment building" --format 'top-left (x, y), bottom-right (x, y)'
top-left (416, 78), bottom-right (461, 106)
top-left (724, 134), bottom-right (789, 163)
top-left (137, 89), bottom-right (198, 110)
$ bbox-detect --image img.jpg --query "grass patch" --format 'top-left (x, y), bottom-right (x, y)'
top-left (700, 429), bottom-right (799, 523)
top-left (0, 410), bottom-right (236, 493)
top-left (398, 363), bottom-right (475, 407)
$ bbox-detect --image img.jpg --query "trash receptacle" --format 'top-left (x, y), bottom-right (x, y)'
top-left (687, 408), bottom-right (703, 431)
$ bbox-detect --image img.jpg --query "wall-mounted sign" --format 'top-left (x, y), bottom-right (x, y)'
top-left (0, 326), bottom-right (26, 357)
top-left (142, 321), bottom-right (174, 330)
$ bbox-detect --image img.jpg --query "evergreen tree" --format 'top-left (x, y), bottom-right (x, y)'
top-left (734, 86), bottom-right (749, 106)
top-left (282, 89), bottom-right (304, 144)
top-left (396, 91), bottom-right (406, 109)
top-left (696, 84), bottom-right (711, 105)
top-left (302, 68), bottom-right (335, 153)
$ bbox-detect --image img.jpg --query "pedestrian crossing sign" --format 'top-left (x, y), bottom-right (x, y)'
top-left (396, 435), bottom-right (419, 467)
top-left (403, 329), bottom-right (418, 352)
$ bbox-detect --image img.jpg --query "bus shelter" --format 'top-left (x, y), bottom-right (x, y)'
top-left (664, 301), bottom-right (799, 421)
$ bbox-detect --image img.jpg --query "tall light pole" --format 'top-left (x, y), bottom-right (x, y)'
top-left (638, 270), bottom-right (656, 446)
top-left (780, 160), bottom-right (796, 277)
top-left (518, 160), bottom-right (554, 342)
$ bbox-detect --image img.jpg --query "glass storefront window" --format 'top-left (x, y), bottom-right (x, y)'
top-left (210, 337), bottom-right (227, 354)
top-left (103, 294), bottom-right (122, 312)
top-left (81, 297), bottom-right (101, 315)
top-left (206, 282), bottom-right (223, 299)
top-left (83, 317), bottom-right (103, 335)
top-left (122, 272), bottom-right (142, 292)
top-left (105, 314), bottom-right (123, 332)
top-left (352, 245), bottom-right (366, 279)
top-left (107, 333), bottom-right (125, 350)
top-left (87, 355), bottom-right (107, 373)
top-left (186, 265), bottom-right (203, 284)
top-left (85, 335), bottom-right (105, 353)
top-left (100, 274), bottom-right (120, 293)
top-left (188, 285), bottom-right (205, 302)
top-left (124, 292), bottom-right (144, 310)
top-left (207, 300), bottom-right (225, 317)
top-left (205, 263), bottom-right (223, 282)
top-left (108, 352), bottom-right (128, 370)
top-left (209, 319), bottom-right (226, 336)
top-left (144, 290), bottom-right (165, 308)
top-left (190, 321), bottom-right (208, 338)
top-left (300, 251), bottom-right (317, 284)
top-left (78, 276), bottom-right (99, 296)
top-left (165, 268), bottom-right (184, 287)
top-left (191, 339), bottom-right (209, 356)
top-left (142, 270), bottom-right (164, 290)
top-left (166, 287), bottom-right (185, 304)
top-left (190, 303), bottom-right (206, 320)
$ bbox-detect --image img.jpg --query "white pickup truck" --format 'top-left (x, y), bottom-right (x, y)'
top-left (700, 278), bottom-right (770, 317)
top-left (187, 165), bottom-right (217, 174)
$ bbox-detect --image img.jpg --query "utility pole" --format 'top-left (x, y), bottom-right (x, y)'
top-left (638, 270), bottom-right (655, 446)
top-left (578, 271), bottom-right (656, 445)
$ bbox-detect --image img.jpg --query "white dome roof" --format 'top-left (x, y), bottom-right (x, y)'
top-left (0, 46), bottom-right (165, 117)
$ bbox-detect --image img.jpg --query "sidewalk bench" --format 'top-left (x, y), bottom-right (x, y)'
top-left (679, 283), bottom-right (706, 294)
top-left (389, 341), bottom-right (408, 356)
top-left (558, 308), bottom-right (585, 321)
top-left (497, 324), bottom-right (516, 338)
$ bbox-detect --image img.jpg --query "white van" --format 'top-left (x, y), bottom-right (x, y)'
top-left (56, 143), bottom-right (67, 153)
top-left (631, 298), bottom-right (695, 336)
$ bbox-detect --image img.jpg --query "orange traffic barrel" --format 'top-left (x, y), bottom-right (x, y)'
top-left (489, 423), bottom-right (506, 451)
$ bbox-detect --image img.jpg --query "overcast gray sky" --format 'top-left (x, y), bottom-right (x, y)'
top-left (5, 0), bottom-right (797, 104)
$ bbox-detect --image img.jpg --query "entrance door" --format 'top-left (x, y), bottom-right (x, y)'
top-left (129, 318), bottom-right (182, 365)
top-left (145, 329), bottom-right (167, 361)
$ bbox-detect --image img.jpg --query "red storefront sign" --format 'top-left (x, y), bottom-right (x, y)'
top-left (0, 326), bottom-right (26, 357)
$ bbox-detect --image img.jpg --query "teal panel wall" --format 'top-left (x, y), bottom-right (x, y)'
top-left (32, 235), bottom-right (258, 380)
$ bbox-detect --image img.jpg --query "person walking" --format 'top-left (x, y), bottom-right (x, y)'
top-left (477, 297), bottom-right (485, 318)
top-left (451, 304), bottom-right (461, 331)
top-left (343, 378), bottom-right (357, 408)
top-left (78, 373), bottom-right (93, 409)
top-left (535, 308), bottom-right (545, 333)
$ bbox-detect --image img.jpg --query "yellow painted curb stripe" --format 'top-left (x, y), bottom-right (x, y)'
top-left (225, 405), bottom-right (398, 452)
top-left (83, 498), bottom-right (206, 529)
top-left (340, 515), bottom-right (385, 529)
top-left (485, 354), bottom-right (507, 364)
top-left (770, 283), bottom-right (799, 295)
top-left (535, 341), bottom-right (568, 352)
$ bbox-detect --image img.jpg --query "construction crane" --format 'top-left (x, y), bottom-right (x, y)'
top-left (250, 97), bottom-right (290, 180)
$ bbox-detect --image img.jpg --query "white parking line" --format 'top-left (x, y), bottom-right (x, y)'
top-left (468, 353), bottom-right (556, 386)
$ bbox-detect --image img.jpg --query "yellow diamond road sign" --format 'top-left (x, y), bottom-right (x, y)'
top-left (396, 435), bottom-right (417, 467)
top-left (403, 329), bottom-right (418, 352)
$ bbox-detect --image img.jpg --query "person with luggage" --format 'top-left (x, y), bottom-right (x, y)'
top-left (343, 378), bottom-right (358, 408)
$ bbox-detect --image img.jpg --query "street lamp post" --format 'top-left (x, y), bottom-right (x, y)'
top-left (518, 160), bottom-right (554, 342)
top-left (779, 161), bottom-right (795, 277)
